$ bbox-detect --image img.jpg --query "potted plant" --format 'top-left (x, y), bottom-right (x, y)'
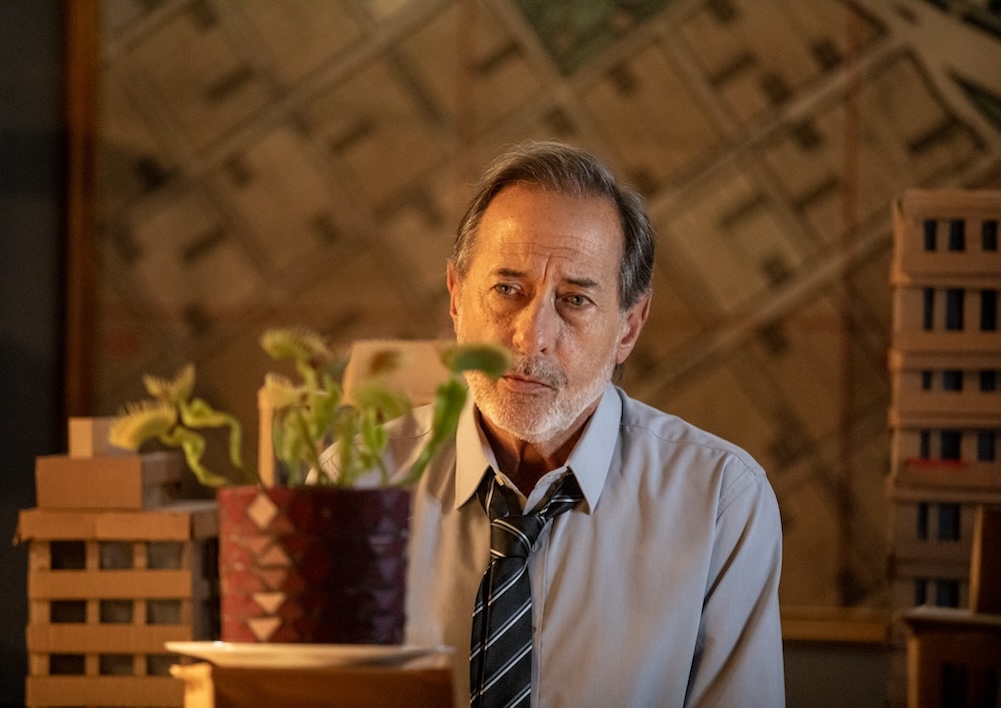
top-left (110, 328), bottom-right (508, 645)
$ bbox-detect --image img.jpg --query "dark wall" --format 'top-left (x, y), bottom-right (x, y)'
top-left (0, 1), bottom-right (66, 705)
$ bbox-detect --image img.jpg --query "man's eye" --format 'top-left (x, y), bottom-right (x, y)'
top-left (564, 294), bottom-right (590, 307)
top-left (494, 284), bottom-right (516, 296)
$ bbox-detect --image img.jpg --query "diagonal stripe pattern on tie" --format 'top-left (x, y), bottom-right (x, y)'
top-left (470, 472), bottom-right (583, 708)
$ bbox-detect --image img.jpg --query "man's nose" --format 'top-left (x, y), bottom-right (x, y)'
top-left (511, 296), bottom-right (556, 355)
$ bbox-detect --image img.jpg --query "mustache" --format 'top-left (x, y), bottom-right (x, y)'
top-left (509, 354), bottom-right (566, 388)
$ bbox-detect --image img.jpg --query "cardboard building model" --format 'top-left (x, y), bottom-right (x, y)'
top-left (16, 418), bottom-right (218, 708)
top-left (887, 189), bottom-right (1001, 704)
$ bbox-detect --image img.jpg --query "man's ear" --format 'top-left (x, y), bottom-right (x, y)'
top-left (446, 261), bottom-right (461, 326)
top-left (616, 291), bottom-right (651, 365)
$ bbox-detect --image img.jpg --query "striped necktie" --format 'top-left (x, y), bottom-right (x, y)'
top-left (469, 472), bottom-right (583, 708)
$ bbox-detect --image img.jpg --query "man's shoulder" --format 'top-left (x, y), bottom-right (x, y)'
top-left (614, 387), bottom-right (767, 491)
top-left (616, 389), bottom-right (776, 519)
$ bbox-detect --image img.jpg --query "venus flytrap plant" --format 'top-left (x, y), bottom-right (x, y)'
top-left (260, 328), bottom-right (410, 486)
top-left (109, 364), bottom-right (257, 488)
top-left (110, 326), bottom-right (511, 490)
top-left (263, 328), bottom-right (510, 488)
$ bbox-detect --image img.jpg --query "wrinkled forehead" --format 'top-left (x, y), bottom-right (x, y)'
top-left (468, 187), bottom-right (622, 279)
top-left (480, 185), bottom-right (621, 251)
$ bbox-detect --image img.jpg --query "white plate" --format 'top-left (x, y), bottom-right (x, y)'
top-left (165, 641), bottom-right (451, 669)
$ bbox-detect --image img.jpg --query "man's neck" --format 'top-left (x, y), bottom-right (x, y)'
top-left (476, 404), bottom-right (597, 494)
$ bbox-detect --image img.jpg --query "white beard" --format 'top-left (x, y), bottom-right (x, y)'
top-left (463, 350), bottom-right (614, 447)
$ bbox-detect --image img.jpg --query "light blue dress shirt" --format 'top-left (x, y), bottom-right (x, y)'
top-left (360, 383), bottom-right (784, 707)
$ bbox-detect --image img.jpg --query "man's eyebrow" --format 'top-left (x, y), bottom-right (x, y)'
top-left (493, 267), bottom-right (525, 279)
top-left (491, 268), bottom-right (601, 290)
top-left (565, 276), bottom-right (600, 290)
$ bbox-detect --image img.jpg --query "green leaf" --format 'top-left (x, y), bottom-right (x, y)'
top-left (361, 407), bottom-right (388, 459)
top-left (180, 398), bottom-right (249, 477)
top-left (260, 328), bottom-right (331, 365)
top-left (313, 381), bottom-right (340, 428)
top-left (441, 343), bottom-right (511, 379)
top-left (351, 379), bottom-right (410, 422)
top-left (161, 428), bottom-right (231, 488)
top-left (336, 410), bottom-right (361, 486)
top-left (143, 364), bottom-right (195, 404)
top-left (402, 377), bottom-right (467, 485)
top-left (109, 401), bottom-right (177, 450)
top-left (263, 372), bottom-right (303, 410)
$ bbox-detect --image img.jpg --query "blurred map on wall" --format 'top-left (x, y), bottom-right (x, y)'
top-left (93, 0), bottom-right (1001, 609)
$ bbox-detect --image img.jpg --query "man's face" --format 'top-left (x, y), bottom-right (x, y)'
top-left (448, 184), bottom-right (648, 448)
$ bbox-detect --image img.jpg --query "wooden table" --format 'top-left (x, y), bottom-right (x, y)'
top-left (170, 662), bottom-right (454, 708)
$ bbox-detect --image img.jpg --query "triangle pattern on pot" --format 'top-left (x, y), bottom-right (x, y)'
top-left (257, 544), bottom-right (292, 568)
top-left (248, 616), bottom-right (282, 642)
top-left (253, 591), bottom-right (287, 615)
top-left (246, 534), bottom-right (273, 556)
top-left (259, 568), bottom-right (289, 590)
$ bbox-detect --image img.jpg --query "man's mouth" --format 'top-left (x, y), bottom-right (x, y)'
top-left (494, 354), bottom-right (566, 392)
top-left (501, 372), bottom-right (553, 392)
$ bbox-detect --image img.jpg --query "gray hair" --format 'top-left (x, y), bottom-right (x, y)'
top-left (450, 140), bottom-right (655, 310)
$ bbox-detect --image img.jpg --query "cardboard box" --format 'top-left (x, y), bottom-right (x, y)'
top-left (341, 339), bottom-right (452, 407)
top-left (18, 503), bottom-right (217, 613)
top-left (34, 452), bottom-right (183, 510)
top-left (902, 607), bottom-right (1001, 708)
top-left (18, 503), bottom-right (218, 708)
top-left (68, 417), bottom-right (129, 459)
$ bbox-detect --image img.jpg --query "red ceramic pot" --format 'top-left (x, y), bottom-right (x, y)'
top-left (216, 485), bottom-right (410, 644)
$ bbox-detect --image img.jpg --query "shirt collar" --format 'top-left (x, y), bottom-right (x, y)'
top-left (452, 383), bottom-right (621, 513)
top-left (453, 393), bottom-right (496, 511)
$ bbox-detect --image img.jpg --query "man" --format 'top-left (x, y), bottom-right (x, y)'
top-left (386, 141), bottom-right (782, 706)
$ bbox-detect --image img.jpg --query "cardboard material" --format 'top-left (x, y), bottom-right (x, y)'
top-left (341, 339), bottom-right (453, 407)
top-left (888, 189), bottom-right (1001, 705)
top-left (26, 675), bottom-right (182, 707)
top-left (29, 569), bottom-right (196, 600)
top-left (35, 452), bottom-right (183, 510)
top-left (257, 387), bottom-right (275, 486)
top-left (22, 428), bottom-right (219, 707)
top-left (902, 607), bottom-right (1001, 708)
top-left (27, 623), bottom-right (193, 654)
top-left (68, 417), bottom-right (128, 459)
top-left (970, 505), bottom-right (1001, 614)
top-left (19, 505), bottom-right (218, 707)
top-left (16, 502), bottom-right (218, 542)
